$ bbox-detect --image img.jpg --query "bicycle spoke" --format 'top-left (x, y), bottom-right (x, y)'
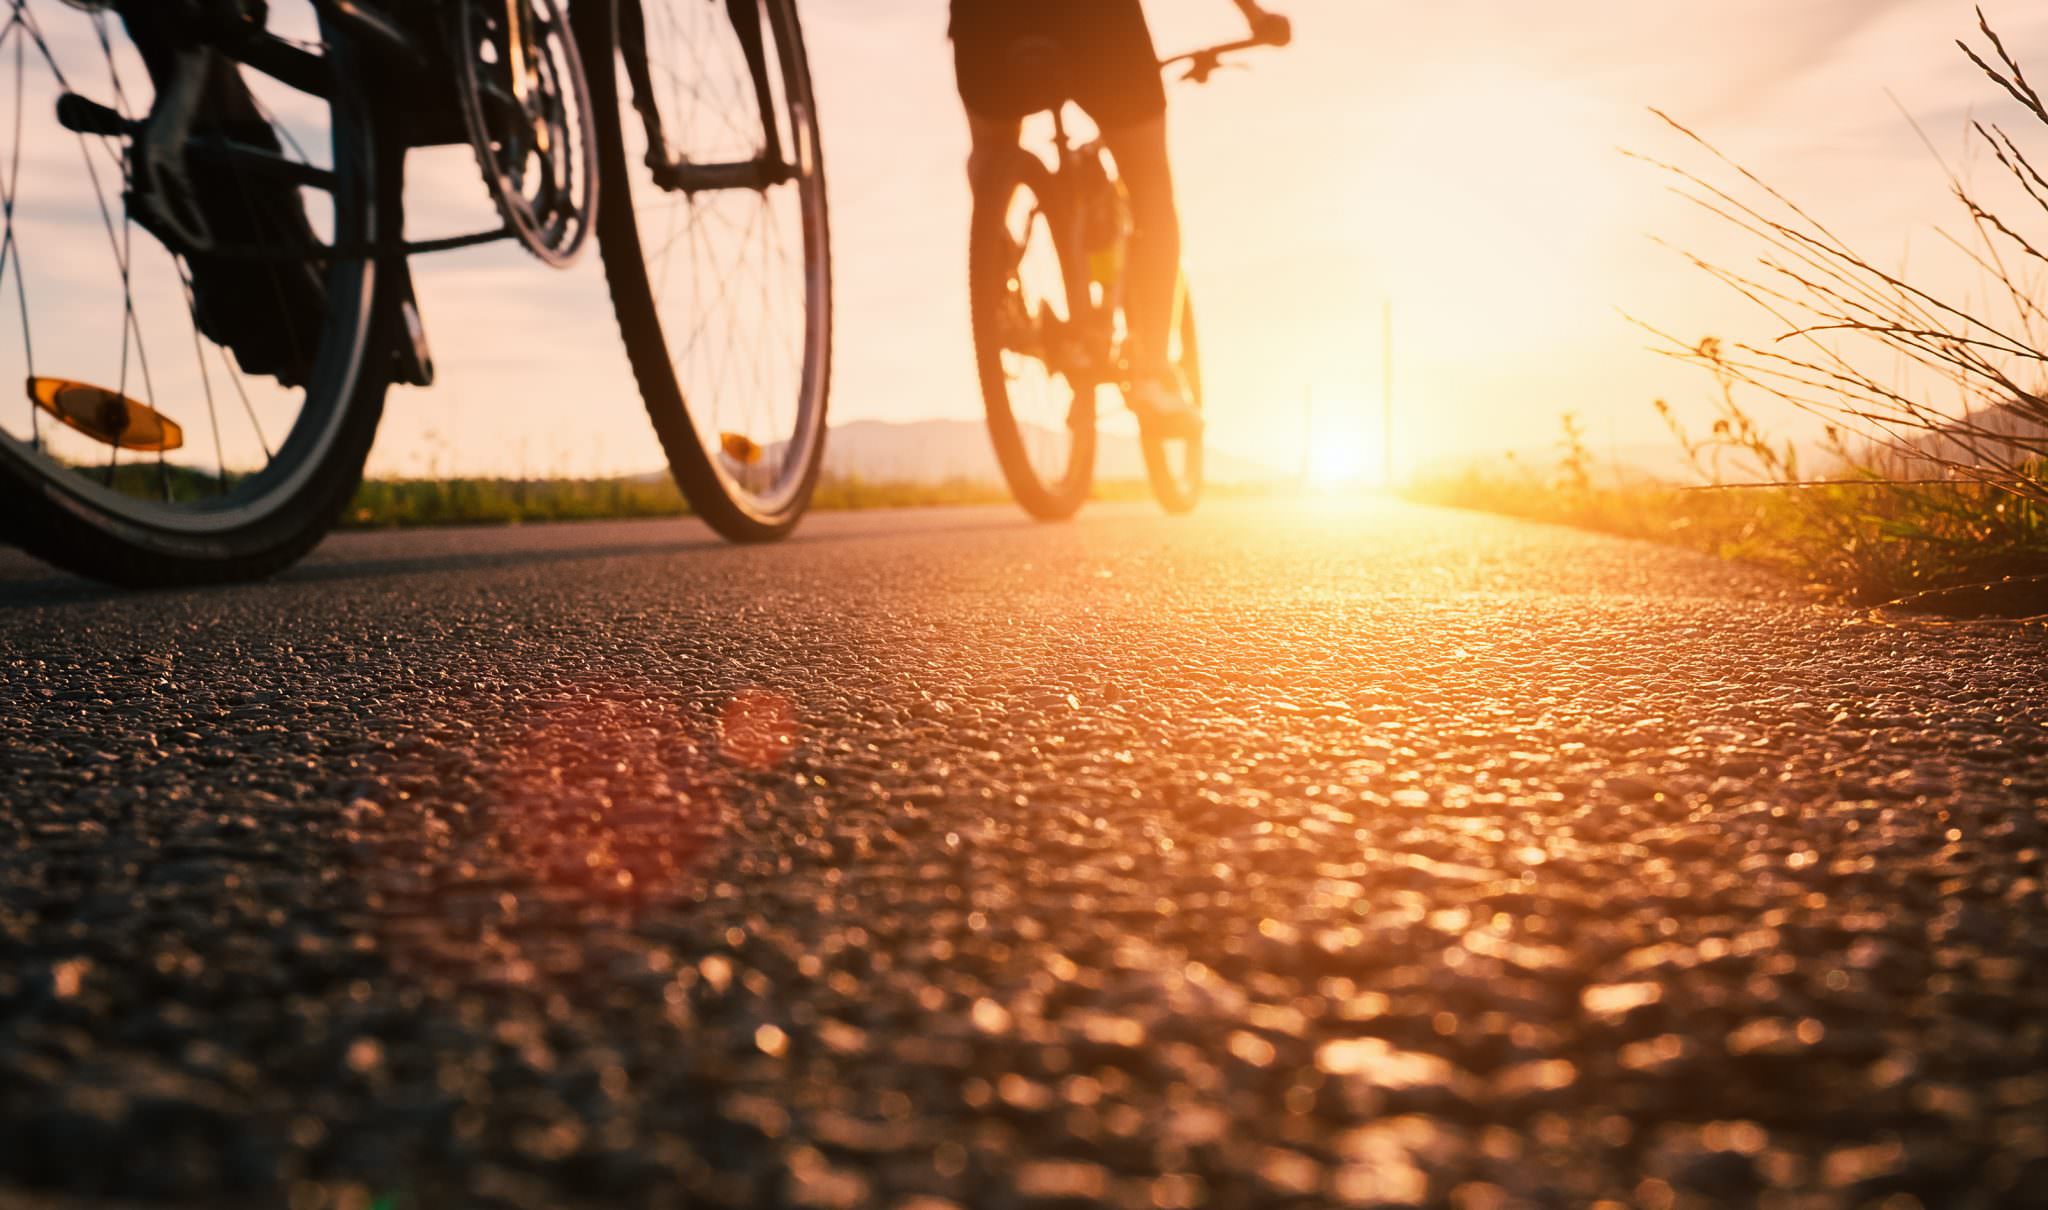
top-left (674, 197), bottom-right (764, 373)
top-left (178, 269), bottom-right (230, 493)
top-left (195, 136), bottom-right (336, 192)
top-left (2, 16), bottom-right (35, 444)
top-left (223, 340), bottom-right (272, 463)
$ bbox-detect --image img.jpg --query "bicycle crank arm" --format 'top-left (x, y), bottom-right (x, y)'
top-left (62, 93), bottom-right (338, 193)
top-left (387, 263), bottom-right (435, 388)
top-left (186, 135), bottom-right (339, 191)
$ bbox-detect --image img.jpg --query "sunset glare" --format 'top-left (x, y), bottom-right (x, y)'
top-left (1305, 407), bottom-right (1381, 488)
top-left (10, 0), bottom-right (2048, 1202)
top-left (347, 1), bottom-right (2048, 484)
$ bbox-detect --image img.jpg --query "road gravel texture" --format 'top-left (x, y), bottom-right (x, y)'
top-left (2, 500), bottom-right (2046, 1210)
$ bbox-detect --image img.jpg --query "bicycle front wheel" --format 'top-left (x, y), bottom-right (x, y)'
top-left (582, 0), bottom-right (832, 543)
top-left (0, 1), bottom-right (394, 586)
top-left (969, 157), bottom-right (1097, 521)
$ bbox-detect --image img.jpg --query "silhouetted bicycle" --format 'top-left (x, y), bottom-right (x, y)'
top-left (0, 0), bottom-right (829, 586)
top-left (969, 23), bottom-right (1286, 522)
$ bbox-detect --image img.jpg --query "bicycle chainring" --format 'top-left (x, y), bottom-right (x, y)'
top-left (453, 0), bottom-right (596, 266)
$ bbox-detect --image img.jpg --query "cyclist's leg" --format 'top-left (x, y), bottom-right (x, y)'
top-left (115, 0), bottom-right (325, 385)
top-left (1064, 0), bottom-right (1176, 380)
top-left (966, 114), bottom-right (1024, 201)
top-left (116, 0), bottom-right (265, 122)
top-left (951, 0), bottom-right (1030, 200)
top-left (1097, 116), bottom-right (1179, 379)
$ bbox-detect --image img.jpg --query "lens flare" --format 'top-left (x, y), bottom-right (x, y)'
top-left (719, 689), bottom-right (799, 771)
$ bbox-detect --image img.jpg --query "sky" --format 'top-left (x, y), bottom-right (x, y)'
top-left (351, 1), bottom-right (2048, 479)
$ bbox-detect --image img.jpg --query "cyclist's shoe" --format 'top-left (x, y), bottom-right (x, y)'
top-left (182, 120), bottom-right (327, 386)
top-left (161, 60), bottom-right (327, 388)
top-left (997, 282), bottom-right (1039, 357)
top-left (1126, 374), bottom-right (1202, 440)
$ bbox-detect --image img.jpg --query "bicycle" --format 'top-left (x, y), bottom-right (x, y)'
top-left (0, 0), bottom-right (830, 587)
top-left (968, 23), bottom-right (1285, 522)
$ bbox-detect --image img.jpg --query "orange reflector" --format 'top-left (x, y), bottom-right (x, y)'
top-left (720, 432), bottom-right (763, 466)
top-left (28, 377), bottom-right (184, 452)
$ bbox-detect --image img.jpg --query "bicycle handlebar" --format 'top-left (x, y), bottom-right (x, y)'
top-left (1158, 32), bottom-right (1286, 85)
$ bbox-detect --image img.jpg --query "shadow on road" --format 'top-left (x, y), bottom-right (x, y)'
top-left (0, 506), bottom-right (1046, 609)
top-left (0, 534), bottom-right (732, 610)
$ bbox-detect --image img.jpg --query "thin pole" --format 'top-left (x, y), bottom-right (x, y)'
top-left (1381, 301), bottom-right (1394, 487)
top-left (1300, 384), bottom-right (1312, 487)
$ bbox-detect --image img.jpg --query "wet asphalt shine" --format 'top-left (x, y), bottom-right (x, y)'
top-left (2, 499), bottom-right (2047, 1209)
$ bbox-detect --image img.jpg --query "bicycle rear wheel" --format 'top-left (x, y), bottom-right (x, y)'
top-left (0, 1), bottom-right (394, 586)
top-left (970, 157), bottom-right (1097, 521)
top-left (581, 0), bottom-right (831, 543)
top-left (1139, 286), bottom-right (1202, 514)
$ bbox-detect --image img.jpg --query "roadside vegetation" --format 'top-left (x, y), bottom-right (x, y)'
top-left (1407, 388), bottom-right (2048, 612)
top-left (337, 473), bottom-right (1249, 528)
top-left (340, 473), bottom-right (1023, 529)
top-left (1412, 9), bottom-right (2048, 616)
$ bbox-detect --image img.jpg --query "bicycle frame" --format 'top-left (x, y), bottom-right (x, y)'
top-left (1020, 31), bottom-right (1279, 392)
top-left (1042, 111), bottom-right (1126, 386)
top-left (91, 0), bottom-right (797, 376)
top-left (1158, 35), bottom-right (1270, 84)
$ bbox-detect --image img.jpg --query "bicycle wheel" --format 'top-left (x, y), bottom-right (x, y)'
top-left (580, 0), bottom-right (831, 543)
top-left (0, 1), bottom-right (394, 586)
top-left (1140, 285), bottom-right (1202, 514)
top-left (970, 157), bottom-right (1097, 521)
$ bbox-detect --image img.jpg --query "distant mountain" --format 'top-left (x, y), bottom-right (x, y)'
top-left (816, 419), bottom-right (1005, 484)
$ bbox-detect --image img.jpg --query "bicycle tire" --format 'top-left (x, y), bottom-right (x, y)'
top-left (580, 0), bottom-right (832, 544)
top-left (0, 6), bottom-right (397, 587)
top-left (970, 157), bottom-right (1096, 522)
top-left (1140, 288), bottom-right (1203, 515)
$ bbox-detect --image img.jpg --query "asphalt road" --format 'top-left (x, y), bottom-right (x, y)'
top-left (3, 499), bottom-right (2046, 1210)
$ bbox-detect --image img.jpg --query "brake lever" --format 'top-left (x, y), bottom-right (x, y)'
top-left (1181, 55), bottom-right (1246, 85)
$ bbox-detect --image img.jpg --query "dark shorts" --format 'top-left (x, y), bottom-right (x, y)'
top-left (949, 0), bottom-right (1167, 127)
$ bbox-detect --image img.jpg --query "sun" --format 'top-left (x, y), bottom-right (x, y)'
top-left (1305, 407), bottom-right (1381, 487)
top-left (1310, 439), bottom-right (1369, 487)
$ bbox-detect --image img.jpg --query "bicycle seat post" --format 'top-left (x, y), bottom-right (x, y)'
top-left (1006, 36), bottom-right (1071, 148)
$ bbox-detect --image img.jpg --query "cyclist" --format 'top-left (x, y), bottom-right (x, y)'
top-left (950, 0), bottom-right (1289, 438)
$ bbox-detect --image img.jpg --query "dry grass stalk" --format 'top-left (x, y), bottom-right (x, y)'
top-left (1632, 7), bottom-right (2048, 507)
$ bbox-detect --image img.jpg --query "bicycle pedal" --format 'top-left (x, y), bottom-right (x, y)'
top-left (28, 378), bottom-right (185, 452)
top-left (392, 294), bottom-right (435, 387)
top-left (55, 93), bottom-right (134, 138)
